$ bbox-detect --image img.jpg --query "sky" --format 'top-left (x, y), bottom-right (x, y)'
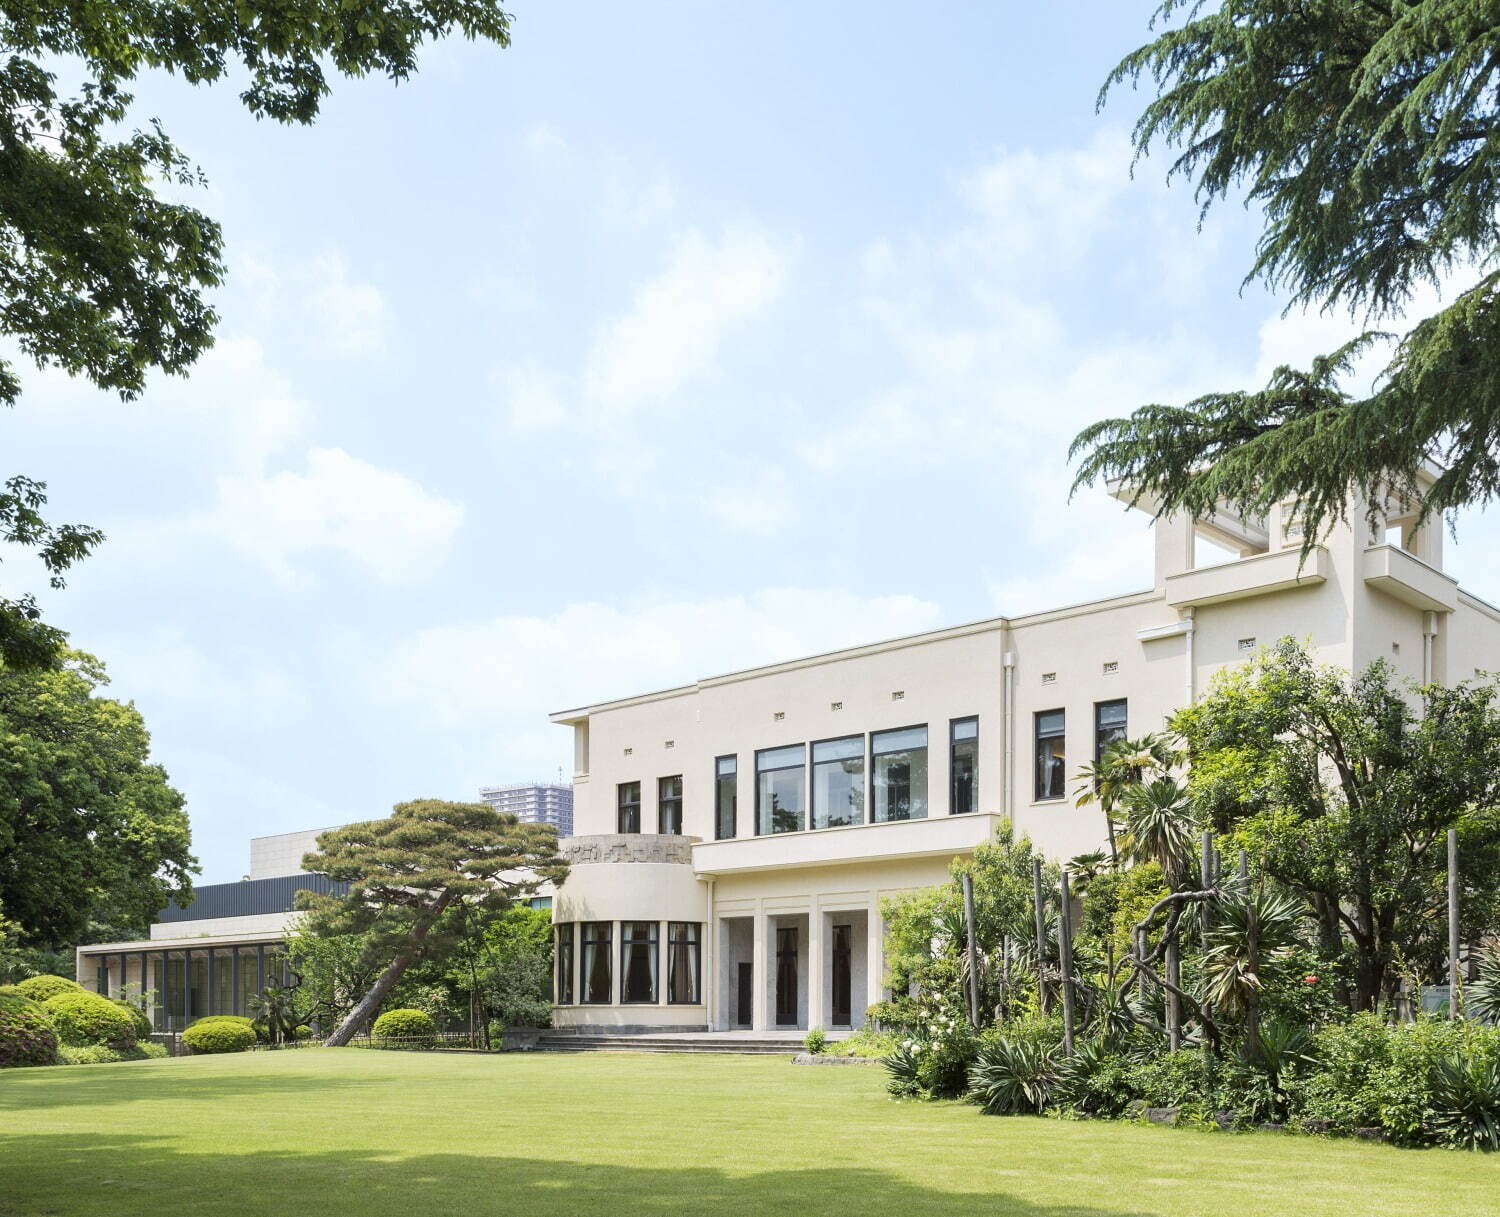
top-left (10, 3), bottom-right (1500, 883)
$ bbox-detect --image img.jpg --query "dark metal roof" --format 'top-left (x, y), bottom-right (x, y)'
top-left (156, 873), bottom-right (348, 923)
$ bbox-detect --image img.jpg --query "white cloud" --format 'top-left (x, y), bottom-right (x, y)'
top-left (583, 226), bottom-right (789, 415)
top-left (213, 447), bottom-right (464, 584)
top-left (497, 363), bottom-right (571, 430)
top-left (308, 253), bottom-right (391, 357)
top-left (92, 629), bottom-right (304, 723)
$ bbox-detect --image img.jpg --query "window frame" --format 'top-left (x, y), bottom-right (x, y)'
top-left (714, 755), bottom-right (737, 840)
top-left (619, 920), bottom-right (660, 1005)
top-left (555, 922), bottom-right (575, 1006)
top-left (870, 723), bottom-right (930, 823)
top-left (949, 716), bottom-right (978, 816)
top-left (810, 733), bottom-right (865, 830)
top-left (666, 921), bottom-right (702, 1005)
top-left (616, 781), bottom-right (641, 834)
top-left (755, 743), bottom-right (807, 836)
top-left (658, 775), bottom-right (683, 835)
top-left (580, 921), bottom-right (613, 1005)
top-left (1094, 699), bottom-right (1128, 765)
top-left (1034, 708), bottom-right (1066, 802)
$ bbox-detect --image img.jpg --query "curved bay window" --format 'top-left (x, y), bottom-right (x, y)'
top-left (582, 922), bottom-right (613, 1004)
top-left (950, 717), bottom-right (978, 815)
top-left (658, 775), bottom-right (683, 834)
top-left (756, 744), bottom-right (806, 835)
top-left (667, 922), bottom-right (701, 1004)
top-left (812, 735), bottom-right (864, 828)
top-left (621, 921), bottom-right (659, 1003)
top-left (872, 726), bottom-right (928, 821)
top-left (556, 923), bottom-right (575, 1005)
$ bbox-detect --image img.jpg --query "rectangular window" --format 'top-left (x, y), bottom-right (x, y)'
top-left (756, 744), bottom-right (806, 835)
top-left (617, 781), bottom-right (641, 833)
top-left (667, 922), bottom-right (701, 1004)
top-left (811, 735), bottom-right (864, 828)
top-left (1094, 699), bottom-right (1127, 763)
top-left (581, 922), bottom-right (612, 1004)
top-left (620, 921), bottom-right (659, 1004)
top-left (556, 923), bottom-right (575, 1005)
top-left (658, 775), bottom-right (683, 834)
top-left (714, 756), bottom-right (737, 840)
top-left (1035, 709), bottom-right (1066, 801)
top-left (950, 716), bottom-right (978, 815)
top-left (872, 725), bottom-right (928, 822)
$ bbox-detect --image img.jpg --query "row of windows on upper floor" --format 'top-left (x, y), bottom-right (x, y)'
top-left (612, 698), bottom-right (1132, 837)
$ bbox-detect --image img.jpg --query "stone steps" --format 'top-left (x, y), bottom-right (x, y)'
top-left (533, 1034), bottom-right (815, 1056)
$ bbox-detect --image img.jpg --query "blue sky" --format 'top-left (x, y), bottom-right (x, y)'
top-left (11, 2), bottom-right (1500, 882)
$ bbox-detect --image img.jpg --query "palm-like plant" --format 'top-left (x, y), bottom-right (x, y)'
top-left (968, 1035), bottom-right (1056, 1115)
top-left (1202, 885), bottom-right (1307, 1037)
top-left (1074, 733), bottom-right (1181, 866)
top-left (1468, 951), bottom-right (1500, 1025)
top-left (1117, 776), bottom-right (1198, 886)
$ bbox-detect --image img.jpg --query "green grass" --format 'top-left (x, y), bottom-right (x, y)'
top-left (2, 1049), bottom-right (1498, 1217)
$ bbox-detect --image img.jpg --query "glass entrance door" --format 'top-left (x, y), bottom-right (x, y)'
top-left (775, 927), bottom-right (798, 1026)
top-left (831, 924), bottom-right (852, 1026)
top-left (736, 962), bottom-right (753, 1027)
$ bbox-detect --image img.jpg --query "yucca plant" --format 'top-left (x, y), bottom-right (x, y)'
top-left (968, 1035), bottom-right (1056, 1115)
top-left (883, 1043), bottom-right (923, 1098)
top-left (1469, 952), bottom-right (1500, 1026)
top-left (1242, 1017), bottom-right (1316, 1122)
top-left (1427, 1053), bottom-right (1500, 1151)
top-left (1202, 885), bottom-right (1308, 1037)
top-left (1118, 777), bottom-right (1198, 886)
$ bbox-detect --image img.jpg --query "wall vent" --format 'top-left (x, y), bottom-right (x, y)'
top-left (1237, 637), bottom-right (1257, 652)
top-left (830, 701), bottom-right (843, 711)
top-left (623, 747), bottom-right (633, 756)
top-left (1041, 672), bottom-right (1057, 685)
top-left (1102, 661), bottom-right (1119, 675)
top-left (773, 711), bottom-right (785, 721)
top-left (891, 690), bottom-right (905, 701)
top-left (664, 740), bottom-right (675, 749)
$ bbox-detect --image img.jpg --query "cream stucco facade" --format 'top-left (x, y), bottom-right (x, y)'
top-left (549, 489), bottom-right (1500, 1033)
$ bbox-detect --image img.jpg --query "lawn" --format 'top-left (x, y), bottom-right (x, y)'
top-left (2, 1049), bottom-right (1497, 1217)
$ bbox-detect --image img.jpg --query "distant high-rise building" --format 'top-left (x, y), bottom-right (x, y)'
top-left (480, 782), bottom-right (574, 837)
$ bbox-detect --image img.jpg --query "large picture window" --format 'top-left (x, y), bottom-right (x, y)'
top-left (617, 781), bottom-right (641, 833)
top-left (872, 726), bottom-right (928, 822)
top-left (756, 744), bottom-right (806, 835)
top-left (715, 755), bottom-right (737, 840)
top-left (1035, 709), bottom-right (1066, 801)
top-left (582, 922), bottom-right (612, 1004)
top-left (658, 775), bottom-right (683, 834)
top-left (811, 735), bottom-right (864, 828)
top-left (667, 922), bottom-right (701, 1004)
top-left (556, 923), bottom-right (575, 1005)
top-left (620, 921), bottom-right (659, 1003)
top-left (1095, 699), bottom-right (1127, 762)
top-left (950, 717), bottom-right (978, 815)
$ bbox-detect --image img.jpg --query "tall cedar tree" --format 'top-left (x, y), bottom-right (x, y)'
top-left (0, 0), bottom-right (515, 669)
top-left (0, 651), bottom-right (194, 947)
top-left (1174, 639), bottom-right (1500, 1011)
top-left (1071, 3), bottom-right (1500, 540)
top-left (298, 800), bottom-right (567, 1046)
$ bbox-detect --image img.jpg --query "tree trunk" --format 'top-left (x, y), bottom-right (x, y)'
top-left (324, 893), bottom-right (454, 1047)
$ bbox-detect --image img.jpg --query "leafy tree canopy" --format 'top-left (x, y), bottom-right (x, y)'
top-left (1174, 639), bottom-right (1500, 1011)
top-left (0, 0), bottom-right (515, 668)
top-left (298, 799), bottom-right (566, 1045)
top-left (1072, 2), bottom-right (1500, 542)
top-left (0, 650), bottom-right (195, 948)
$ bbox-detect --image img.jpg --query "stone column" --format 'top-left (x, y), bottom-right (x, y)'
top-left (807, 905), bottom-right (827, 1030)
top-left (866, 902), bottom-right (885, 1014)
top-left (751, 904), bottom-right (770, 1032)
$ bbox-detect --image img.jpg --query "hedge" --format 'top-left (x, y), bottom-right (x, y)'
top-left (44, 991), bottom-right (138, 1048)
top-left (372, 1008), bottom-right (435, 1042)
top-left (113, 1000), bottom-right (152, 1039)
top-left (0, 991), bottom-right (59, 1068)
top-left (58, 1043), bottom-right (169, 1065)
top-left (183, 1016), bottom-right (256, 1055)
top-left (15, 975), bottom-right (83, 1003)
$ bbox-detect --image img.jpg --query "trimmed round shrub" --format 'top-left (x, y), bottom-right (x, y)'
top-left (0, 991), bottom-right (59, 1068)
top-left (44, 991), bottom-right (137, 1048)
top-left (372, 1008), bottom-right (435, 1043)
top-left (183, 1016), bottom-right (256, 1055)
top-left (15, 975), bottom-right (83, 1003)
top-left (113, 1000), bottom-right (152, 1039)
top-left (59, 1042), bottom-right (170, 1065)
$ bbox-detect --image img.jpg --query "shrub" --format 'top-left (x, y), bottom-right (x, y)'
top-left (883, 1043), bottom-right (922, 1097)
top-left (490, 994), bottom-right (552, 1029)
top-left (15, 975), bottom-right (82, 1003)
top-left (0, 990), bottom-right (59, 1068)
top-left (1427, 1052), bottom-right (1500, 1151)
top-left (183, 1016), bottom-right (256, 1055)
top-left (113, 999), bottom-right (152, 1039)
top-left (839, 1026), bottom-right (897, 1060)
top-left (58, 1042), bottom-right (169, 1065)
top-left (44, 991), bottom-right (137, 1048)
top-left (372, 1008), bottom-right (435, 1043)
top-left (969, 1035), bottom-right (1056, 1114)
top-left (1053, 1039), bottom-right (1136, 1116)
top-left (804, 1027), bottom-right (827, 1055)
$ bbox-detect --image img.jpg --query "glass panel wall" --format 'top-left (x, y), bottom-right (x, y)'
top-left (811, 735), bottom-right (864, 828)
top-left (617, 782), bottom-right (641, 833)
top-left (872, 726), bottom-right (928, 821)
top-left (151, 956), bottom-right (167, 1029)
top-left (213, 949), bottom-right (235, 1016)
top-left (236, 947), bottom-right (260, 1017)
top-left (667, 923), bottom-right (701, 1004)
top-left (658, 776), bottom-right (683, 834)
top-left (756, 745), bottom-right (806, 835)
top-left (1035, 709), bottom-right (1066, 800)
top-left (556, 923), bottom-right (575, 1005)
top-left (582, 922), bottom-right (613, 1004)
top-left (620, 922), bottom-right (659, 1003)
top-left (1095, 699), bottom-right (1127, 761)
top-left (715, 756), bottom-right (737, 839)
top-left (950, 717), bottom-right (978, 815)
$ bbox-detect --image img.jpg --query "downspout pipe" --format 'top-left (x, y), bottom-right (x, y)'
top-left (1423, 610), bottom-right (1439, 684)
top-left (1003, 650), bottom-right (1016, 819)
top-left (1183, 607), bottom-right (1197, 706)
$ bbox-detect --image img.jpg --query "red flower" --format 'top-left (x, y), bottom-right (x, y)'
top-left (1303, 974), bottom-right (1318, 985)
